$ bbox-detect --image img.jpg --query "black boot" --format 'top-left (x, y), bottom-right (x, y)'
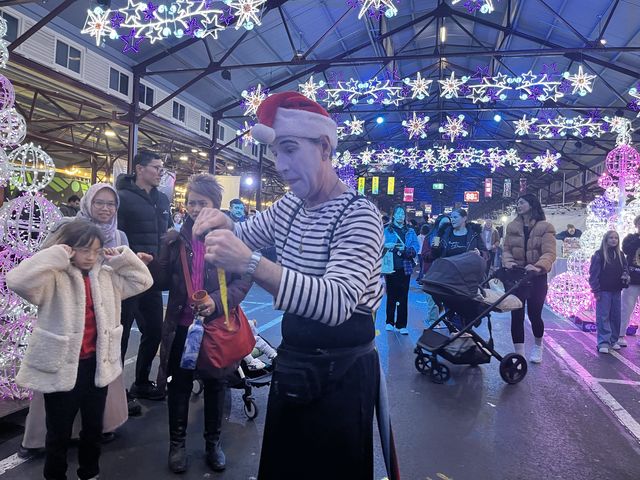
top-left (167, 389), bottom-right (190, 473)
top-left (203, 384), bottom-right (226, 471)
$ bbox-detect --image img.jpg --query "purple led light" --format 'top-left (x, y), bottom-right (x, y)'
top-left (120, 29), bottom-right (144, 54)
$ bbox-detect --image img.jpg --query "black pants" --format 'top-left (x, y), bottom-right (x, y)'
top-left (167, 327), bottom-right (225, 441)
top-left (385, 270), bottom-right (411, 328)
top-left (258, 349), bottom-right (379, 480)
top-left (121, 289), bottom-right (163, 385)
top-left (43, 358), bottom-right (108, 480)
top-left (511, 274), bottom-right (548, 343)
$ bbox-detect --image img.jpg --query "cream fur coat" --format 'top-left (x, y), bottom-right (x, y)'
top-left (6, 245), bottom-right (153, 393)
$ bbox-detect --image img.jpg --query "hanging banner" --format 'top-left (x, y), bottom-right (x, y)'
top-left (484, 178), bottom-right (493, 198)
top-left (371, 176), bottom-right (379, 195)
top-left (464, 191), bottom-right (480, 203)
top-left (357, 177), bottom-right (365, 195)
top-left (403, 187), bottom-right (414, 202)
top-left (387, 176), bottom-right (395, 195)
top-left (519, 178), bottom-right (527, 194)
top-left (424, 203), bottom-right (432, 213)
top-left (503, 179), bottom-right (511, 198)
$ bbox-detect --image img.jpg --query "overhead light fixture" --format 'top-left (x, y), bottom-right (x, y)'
top-left (227, 165), bottom-right (234, 171)
top-left (493, 114), bottom-right (502, 122)
top-left (191, 148), bottom-right (198, 153)
top-left (577, 200), bottom-right (583, 204)
top-left (600, 38), bottom-right (607, 45)
top-left (104, 130), bottom-right (115, 137)
top-left (244, 177), bottom-right (254, 186)
top-left (440, 25), bottom-right (447, 43)
top-left (179, 155), bottom-right (188, 160)
top-left (221, 69), bottom-right (231, 81)
top-left (198, 151), bottom-right (207, 157)
top-left (376, 116), bottom-right (384, 124)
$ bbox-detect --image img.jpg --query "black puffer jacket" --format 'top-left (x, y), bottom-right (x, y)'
top-left (622, 233), bottom-right (640, 285)
top-left (430, 222), bottom-right (488, 260)
top-left (116, 174), bottom-right (171, 257)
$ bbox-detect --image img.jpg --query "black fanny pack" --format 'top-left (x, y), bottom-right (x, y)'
top-left (272, 341), bottom-right (374, 405)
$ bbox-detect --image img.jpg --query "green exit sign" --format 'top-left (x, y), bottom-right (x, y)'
top-left (433, 183), bottom-right (445, 190)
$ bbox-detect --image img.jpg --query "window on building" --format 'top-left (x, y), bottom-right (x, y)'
top-left (172, 101), bottom-right (185, 122)
top-left (251, 143), bottom-right (259, 157)
top-left (235, 138), bottom-right (242, 149)
top-left (216, 124), bottom-right (225, 141)
top-left (200, 116), bottom-right (211, 135)
top-left (109, 67), bottom-right (129, 96)
top-left (0, 12), bottom-right (19, 43)
top-left (55, 40), bottom-right (81, 73)
top-left (139, 84), bottom-right (155, 106)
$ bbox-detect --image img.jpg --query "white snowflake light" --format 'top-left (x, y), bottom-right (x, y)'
top-left (357, 0), bottom-right (399, 19)
top-left (564, 65), bottom-right (596, 97)
top-left (299, 76), bottom-right (325, 101)
top-left (439, 114), bottom-right (468, 142)
top-left (514, 115), bottom-right (538, 136)
top-left (241, 84), bottom-right (267, 117)
top-left (324, 78), bottom-right (404, 108)
top-left (403, 72), bottom-right (432, 100)
top-left (533, 150), bottom-right (560, 172)
top-left (402, 112), bottom-right (430, 140)
top-left (344, 116), bottom-right (365, 136)
top-left (438, 72), bottom-right (464, 99)
top-left (81, 7), bottom-right (115, 46)
top-left (227, 0), bottom-right (267, 30)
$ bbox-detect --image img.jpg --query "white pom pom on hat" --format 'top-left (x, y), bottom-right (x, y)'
top-left (250, 92), bottom-right (338, 148)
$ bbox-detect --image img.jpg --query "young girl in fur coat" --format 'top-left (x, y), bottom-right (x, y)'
top-left (7, 220), bottom-right (153, 480)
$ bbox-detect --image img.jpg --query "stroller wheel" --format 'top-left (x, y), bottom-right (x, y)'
top-left (414, 355), bottom-right (433, 375)
top-left (430, 364), bottom-right (450, 384)
top-left (499, 353), bottom-right (528, 384)
top-left (243, 398), bottom-right (258, 420)
top-left (192, 379), bottom-right (204, 396)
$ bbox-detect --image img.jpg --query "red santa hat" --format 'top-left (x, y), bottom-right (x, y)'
top-left (251, 92), bottom-right (338, 149)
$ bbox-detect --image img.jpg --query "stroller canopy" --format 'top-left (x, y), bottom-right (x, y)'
top-left (422, 252), bottom-right (486, 298)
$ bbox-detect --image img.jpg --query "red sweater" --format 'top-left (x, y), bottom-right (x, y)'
top-left (79, 274), bottom-right (97, 359)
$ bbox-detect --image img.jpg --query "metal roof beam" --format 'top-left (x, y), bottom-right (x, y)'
top-left (8, 0), bottom-right (77, 53)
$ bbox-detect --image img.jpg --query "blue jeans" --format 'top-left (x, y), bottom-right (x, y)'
top-left (424, 294), bottom-right (439, 327)
top-left (595, 291), bottom-right (622, 348)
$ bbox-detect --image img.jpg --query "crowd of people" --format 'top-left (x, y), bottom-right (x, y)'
top-left (5, 90), bottom-right (640, 480)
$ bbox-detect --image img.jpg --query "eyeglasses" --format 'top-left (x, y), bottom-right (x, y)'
top-left (74, 247), bottom-right (104, 257)
top-left (146, 164), bottom-right (166, 175)
top-left (92, 200), bottom-right (117, 210)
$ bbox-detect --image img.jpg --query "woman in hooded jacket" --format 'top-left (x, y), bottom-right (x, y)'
top-left (430, 209), bottom-right (487, 260)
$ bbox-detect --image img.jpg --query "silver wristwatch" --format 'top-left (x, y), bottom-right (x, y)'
top-left (244, 251), bottom-right (263, 280)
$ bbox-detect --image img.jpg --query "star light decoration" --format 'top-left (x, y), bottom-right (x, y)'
top-left (333, 145), bottom-right (550, 173)
top-left (355, 0), bottom-right (400, 20)
top-left (403, 72), bottom-right (432, 100)
top-left (344, 116), bottom-right (365, 136)
top-left (241, 84), bottom-right (268, 118)
top-left (451, 0), bottom-right (496, 14)
top-left (299, 76), bottom-right (326, 102)
top-left (323, 78), bottom-right (405, 108)
top-left (439, 115), bottom-right (469, 142)
top-left (81, 1), bottom-right (267, 51)
top-left (512, 114), bottom-right (632, 140)
top-left (402, 112), bottom-right (430, 140)
top-left (564, 66), bottom-right (596, 96)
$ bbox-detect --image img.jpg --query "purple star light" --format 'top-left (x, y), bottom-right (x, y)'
top-left (110, 12), bottom-right (125, 29)
top-left (184, 17), bottom-right (202, 37)
top-left (143, 2), bottom-right (157, 22)
top-left (120, 29), bottom-right (144, 54)
top-left (220, 8), bottom-right (235, 26)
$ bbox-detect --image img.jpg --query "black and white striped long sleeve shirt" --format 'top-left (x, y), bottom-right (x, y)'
top-left (234, 191), bottom-right (384, 326)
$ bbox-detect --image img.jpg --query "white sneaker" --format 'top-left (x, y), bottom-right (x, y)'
top-left (612, 343), bottom-right (622, 351)
top-left (598, 346), bottom-right (610, 354)
top-left (530, 344), bottom-right (543, 364)
top-left (618, 337), bottom-right (628, 347)
top-left (246, 358), bottom-right (266, 371)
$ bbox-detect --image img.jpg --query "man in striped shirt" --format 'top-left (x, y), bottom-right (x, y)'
top-left (193, 92), bottom-right (388, 479)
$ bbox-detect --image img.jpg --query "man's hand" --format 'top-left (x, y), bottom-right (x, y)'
top-left (137, 252), bottom-right (153, 265)
top-left (525, 264), bottom-right (541, 273)
top-left (193, 208), bottom-right (234, 238)
top-left (195, 294), bottom-right (216, 317)
top-left (204, 229), bottom-right (252, 274)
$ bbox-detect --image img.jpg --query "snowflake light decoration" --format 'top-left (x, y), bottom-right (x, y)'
top-left (227, 0), bottom-right (267, 30)
top-left (403, 72), bottom-right (432, 100)
top-left (438, 72), bottom-right (465, 99)
top-left (81, 7), bottom-right (115, 46)
top-left (533, 150), bottom-right (560, 172)
top-left (324, 78), bottom-right (405, 108)
top-left (439, 115), bottom-right (468, 142)
top-left (512, 114), bottom-right (629, 140)
top-left (236, 121), bottom-right (257, 146)
top-left (299, 76), bottom-right (325, 101)
top-left (344, 116), bottom-right (365, 136)
top-left (402, 112), bottom-right (430, 140)
top-left (514, 115), bottom-right (537, 136)
top-left (241, 84), bottom-right (268, 117)
top-left (356, 0), bottom-right (399, 19)
top-left (564, 66), bottom-right (596, 97)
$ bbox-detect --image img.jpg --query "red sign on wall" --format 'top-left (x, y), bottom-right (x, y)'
top-left (484, 178), bottom-right (493, 198)
top-left (464, 191), bottom-right (480, 203)
top-left (403, 187), bottom-right (414, 202)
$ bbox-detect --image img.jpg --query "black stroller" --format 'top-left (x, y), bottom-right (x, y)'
top-left (415, 252), bottom-right (532, 385)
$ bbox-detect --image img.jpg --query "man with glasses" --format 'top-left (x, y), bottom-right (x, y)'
top-left (117, 150), bottom-right (172, 402)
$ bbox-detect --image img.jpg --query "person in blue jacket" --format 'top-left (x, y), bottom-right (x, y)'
top-left (383, 205), bottom-right (420, 334)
